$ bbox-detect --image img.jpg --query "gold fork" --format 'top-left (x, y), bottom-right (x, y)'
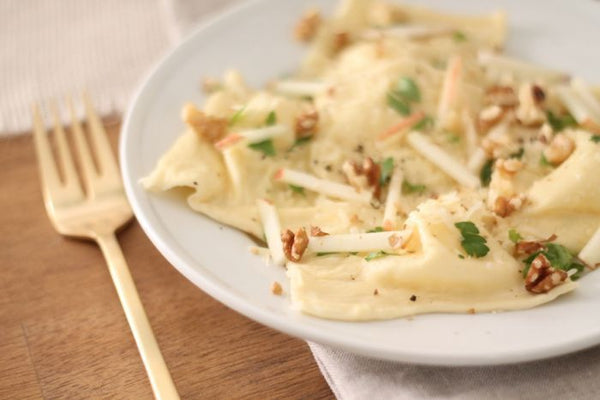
top-left (32, 95), bottom-right (180, 400)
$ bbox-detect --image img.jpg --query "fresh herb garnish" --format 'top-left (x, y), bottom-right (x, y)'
top-left (365, 250), bottom-right (389, 261)
top-left (387, 91), bottom-right (411, 115)
top-left (316, 252), bottom-right (336, 257)
top-left (265, 110), bottom-right (277, 126)
top-left (592, 135), bottom-right (600, 143)
top-left (508, 229), bottom-right (523, 244)
top-left (546, 110), bottom-right (577, 132)
top-left (289, 136), bottom-right (312, 151)
top-left (396, 77), bottom-right (421, 102)
top-left (509, 148), bottom-right (524, 159)
top-left (447, 133), bottom-right (461, 143)
top-left (412, 115), bottom-right (434, 131)
top-left (480, 159), bottom-right (494, 187)
top-left (248, 139), bottom-right (275, 157)
top-left (379, 157), bottom-right (394, 186)
top-left (453, 31), bottom-right (468, 42)
top-left (288, 184), bottom-right (305, 195)
top-left (229, 106), bottom-right (246, 126)
top-left (540, 153), bottom-right (553, 167)
top-left (402, 180), bottom-right (426, 194)
top-left (386, 77), bottom-right (421, 115)
top-left (367, 226), bottom-right (384, 233)
top-left (455, 221), bottom-right (490, 258)
top-left (521, 243), bottom-right (585, 280)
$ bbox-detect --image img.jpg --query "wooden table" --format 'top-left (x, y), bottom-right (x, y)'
top-left (0, 124), bottom-right (333, 399)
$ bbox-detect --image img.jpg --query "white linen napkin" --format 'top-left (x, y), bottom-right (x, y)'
top-left (310, 342), bottom-right (600, 400)
top-left (4, 2), bottom-right (600, 399)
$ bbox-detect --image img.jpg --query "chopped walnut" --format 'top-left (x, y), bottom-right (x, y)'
top-left (515, 240), bottom-right (545, 257)
top-left (181, 103), bottom-right (228, 142)
top-left (294, 9), bottom-right (321, 42)
top-left (281, 228), bottom-right (309, 262)
top-left (493, 195), bottom-right (524, 217)
top-left (496, 158), bottom-right (523, 176)
top-left (515, 83), bottom-right (546, 126)
top-left (332, 32), bottom-right (350, 53)
top-left (271, 281), bottom-right (283, 295)
top-left (525, 253), bottom-right (568, 294)
top-left (295, 110), bottom-right (319, 138)
top-left (342, 157), bottom-right (382, 199)
top-left (543, 134), bottom-right (574, 165)
top-left (484, 85), bottom-right (518, 108)
top-left (478, 105), bottom-right (506, 132)
top-left (310, 226), bottom-right (329, 237)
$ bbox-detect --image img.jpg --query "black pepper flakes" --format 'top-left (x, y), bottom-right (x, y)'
top-left (355, 144), bottom-right (364, 153)
top-left (374, 289), bottom-right (379, 296)
top-left (325, 164), bottom-right (333, 172)
top-left (409, 295), bottom-right (417, 302)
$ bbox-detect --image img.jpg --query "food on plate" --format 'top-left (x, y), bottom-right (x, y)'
top-left (142, 0), bottom-right (600, 320)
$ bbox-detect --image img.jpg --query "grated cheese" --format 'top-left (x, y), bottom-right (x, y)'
top-left (382, 167), bottom-right (404, 230)
top-left (274, 80), bottom-right (329, 98)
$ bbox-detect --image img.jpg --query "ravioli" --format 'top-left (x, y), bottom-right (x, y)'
top-left (143, 0), bottom-right (600, 320)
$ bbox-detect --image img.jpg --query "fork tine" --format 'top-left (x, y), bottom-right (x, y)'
top-left (32, 105), bottom-right (62, 199)
top-left (67, 96), bottom-right (98, 197)
top-left (82, 92), bottom-right (119, 180)
top-left (50, 101), bottom-right (80, 189)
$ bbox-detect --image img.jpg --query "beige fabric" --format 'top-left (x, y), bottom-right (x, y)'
top-left (0, 0), bottom-right (239, 135)
top-left (310, 342), bottom-right (600, 400)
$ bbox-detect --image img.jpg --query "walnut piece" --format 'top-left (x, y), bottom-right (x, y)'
top-left (332, 32), bottom-right (350, 52)
top-left (515, 83), bottom-right (546, 126)
top-left (281, 228), bottom-right (309, 262)
top-left (342, 157), bottom-right (382, 199)
top-left (295, 110), bottom-right (319, 138)
top-left (310, 226), bottom-right (328, 237)
top-left (496, 158), bottom-right (523, 176)
top-left (271, 281), bottom-right (283, 295)
top-left (484, 85), bottom-right (518, 108)
top-left (525, 253), bottom-right (568, 294)
top-left (294, 9), bottom-right (321, 42)
top-left (543, 134), bottom-right (574, 165)
top-left (181, 103), bottom-right (228, 142)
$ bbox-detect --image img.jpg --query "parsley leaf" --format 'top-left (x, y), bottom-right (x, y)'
top-left (365, 251), bottom-right (389, 261)
top-left (379, 157), bottom-right (394, 186)
top-left (480, 159), bottom-right (494, 187)
top-left (508, 229), bottom-right (523, 244)
top-left (592, 135), bottom-right (600, 143)
top-left (540, 153), bottom-right (553, 167)
top-left (546, 110), bottom-right (577, 132)
top-left (288, 184), bottom-right (305, 195)
top-left (289, 136), bottom-right (312, 151)
top-left (229, 106), bottom-right (246, 126)
top-left (447, 133), bottom-right (461, 143)
top-left (453, 31), bottom-right (468, 42)
top-left (265, 110), bottom-right (277, 126)
top-left (248, 139), bottom-right (275, 157)
top-left (402, 180), bottom-right (426, 194)
top-left (412, 115), bottom-right (434, 131)
top-left (509, 148), bottom-right (524, 159)
top-left (455, 221), bottom-right (490, 258)
top-left (387, 91), bottom-right (411, 115)
top-left (521, 242), bottom-right (584, 280)
top-left (367, 227), bottom-right (384, 233)
top-left (396, 77), bottom-right (421, 102)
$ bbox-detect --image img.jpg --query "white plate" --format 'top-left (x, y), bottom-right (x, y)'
top-left (120, 0), bottom-right (600, 366)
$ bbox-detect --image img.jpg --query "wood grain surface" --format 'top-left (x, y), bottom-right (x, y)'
top-left (0, 125), bottom-right (333, 400)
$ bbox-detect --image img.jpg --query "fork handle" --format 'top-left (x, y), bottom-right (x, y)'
top-left (97, 233), bottom-right (180, 400)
